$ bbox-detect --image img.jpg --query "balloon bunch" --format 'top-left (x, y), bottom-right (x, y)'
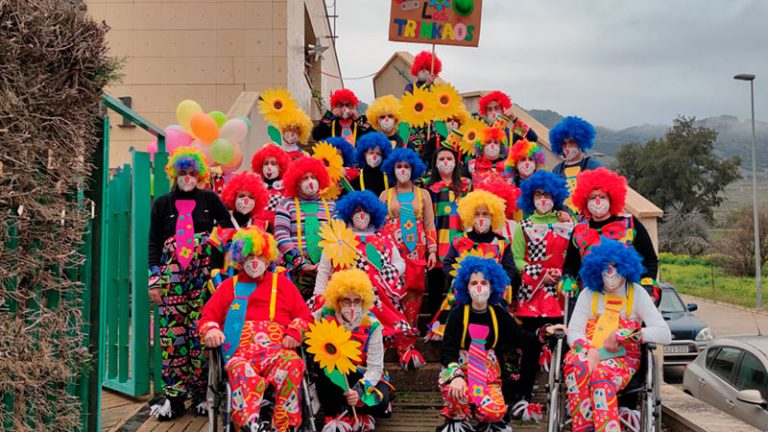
top-left (147, 100), bottom-right (252, 174)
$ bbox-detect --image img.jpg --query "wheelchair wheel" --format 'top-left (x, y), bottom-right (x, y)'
top-left (547, 336), bottom-right (565, 432)
top-left (641, 346), bottom-right (661, 432)
top-left (207, 350), bottom-right (220, 432)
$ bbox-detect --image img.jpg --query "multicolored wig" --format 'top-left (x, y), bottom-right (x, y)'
top-left (478, 91), bottom-right (512, 117)
top-left (476, 179), bottom-right (521, 219)
top-left (355, 131), bottom-right (392, 167)
top-left (230, 226), bottom-right (278, 264)
top-left (411, 50), bottom-right (442, 76)
top-left (250, 144), bottom-right (290, 178)
top-left (325, 137), bottom-right (357, 167)
top-left (221, 172), bottom-right (268, 216)
top-left (282, 156), bottom-right (330, 198)
top-left (457, 190), bottom-right (507, 231)
top-left (276, 108), bottom-right (313, 143)
top-left (579, 239), bottom-right (645, 294)
top-left (517, 170), bottom-right (570, 215)
top-left (330, 88), bottom-right (359, 108)
top-left (572, 168), bottom-right (628, 218)
top-left (549, 116), bottom-right (597, 156)
top-left (336, 191), bottom-right (388, 230)
top-left (505, 138), bottom-right (546, 176)
top-left (452, 257), bottom-right (510, 306)
top-left (367, 95), bottom-right (401, 132)
top-left (166, 146), bottom-right (210, 185)
top-left (478, 126), bottom-right (508, 158)
top-left (324, 268), bottom-right (375, 313)
top-left (381, 147), bottom-right (426, 184)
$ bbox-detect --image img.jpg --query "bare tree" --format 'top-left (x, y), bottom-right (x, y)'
top-left (658, 202), bottom-right (710, 256)
top-left (716, 205), bottom-right (768, 276)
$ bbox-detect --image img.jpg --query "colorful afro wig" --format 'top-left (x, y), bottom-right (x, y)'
top-left (282, 156), bottom-right (330, 198)
top-left (355, 131), bottom-right (393, 167)
top-left (476, 179), bottom-right (521, 219)
top-left (251, 144), bottom-right (290, 178)
top-left (324, 268), bottom-right (375, 313)
top-left (330, 88), bottom-right (359, 108)
top-left (549, 116), bottom-right (597, 156)
top-left (221, 172), bottom-right (268, 216)
top-left (367, 95), bottom-right (402, 132)
top-left (506, 138), bottom-right (546, 169)
top-left (478, 91), bottom-right (512, 117)
top-left (325, 136), bottom-right (357, 167)
top-left (411, 50), bottom-right (442, 76)
top-left (166, 146), bottom-right (210, 185)
top-left (517, 170), bottom-right (570, 215)
top-left (452, 256), bottom-right (510, 306)
top-left (579, 239), bottom-right (645, 294)
top-left (381, 147), bottom-right (426, 184)
top-left (457, 190), bottom-right (507, 231)
top-left (572, 168), bottom-right (628, 218)
top-left (276, 108), bottom-right (313, 143)
top-left (230, 226), bottom-right (278, 265)
top-left (336, 190), bottom-right (388, 230)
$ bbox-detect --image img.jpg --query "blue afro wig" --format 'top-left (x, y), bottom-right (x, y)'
top-left (579, 239), bottom-right (645, 294)
top-left (335, 190), bottom-right (388, 229)
top-left (355, 132), bottom-right (392, 167)
top-left (517, 170), bottom-right (570, 215)
top-left (326, 137), bottom-right (357, 167)
top-left (452, 257), bottom-right (510, 306)
top-left (381, 147), bottom-right (426, 184)
top-left (549, 116), bottom-right (597, 156)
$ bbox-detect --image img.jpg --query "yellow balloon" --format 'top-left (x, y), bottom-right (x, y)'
top-left (176, 100), bottom-right (203, 134)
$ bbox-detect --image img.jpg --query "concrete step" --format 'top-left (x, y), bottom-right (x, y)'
top-left (384, 338), bottom-right (443, 363)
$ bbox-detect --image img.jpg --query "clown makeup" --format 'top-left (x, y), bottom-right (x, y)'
top-left (299, 173), bottom-right (319, 197)
top-left (473, 205), bottom-right (492, 234)
top-left (283, 128), bottom-right (299, 145)
top-left (336, 102), bottom-right (355, 120)
top-left (177, 170), bottom-right (198, 192)
top-left (436, 151), bottom-right (456, 176)
top-left (563, 140), bottom-right (581, 162)
top-left (394, 162), bottom-right (412, 184)
top-left (533, 190), bottom-right (554, 214)
top-left (602, 265), bottom-right (626, 293)
top-left (483, 142), bottom-right (501, 161)
top-left (516, 156), bottom-right (536, 178)
top-left (378, 114), bottom-right (396, 133)
top-left (262, 157), bottom-right (280, 180)
top-left (587, 190), bottom-right (611, 220)
top-left (243, 257), bottom-right (267, 279)
top-left (352, 207), bottom-right (371, 231)
top-left (485, 100), bottom-right (502, 122)
top-left (446, 118), bottom-right (461, 131)
top-left (339, 294), bottom-right (364, 328)
top-left (365, 147), bottom-right (383, 168)
top-left (468, 272), bottom-right (491, 308)
top-left (235, 191), bottom-right (255, 215)
top-left (417, 69), bottom-right (431, 82)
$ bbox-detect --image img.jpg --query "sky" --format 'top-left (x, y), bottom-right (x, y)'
top-left (331, 0), bottom-right (768, 130)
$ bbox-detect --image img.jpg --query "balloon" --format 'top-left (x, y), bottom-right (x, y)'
top-left (221, 145), bottom-right (243, 174)
top-left (210, 138), bottom-right (235, 165)
top-left (192, 140), bottom-right (213, 165)
top-left (147, 139), bottom-right (158, 161)
top-left (235, 115), bottom-right (252, 133)
top-left (209, 111), bottom-right (228, 128)
top-left (176, 100), bottom-right (203, 133)
top-left (167, 124), bottom-right (183, 130)
top-left (219, 118), bottom-right (248, 144)
top-left (190, 112), bottom-right (219, 144)
top-left (164, 127), bottom-right (194, 153)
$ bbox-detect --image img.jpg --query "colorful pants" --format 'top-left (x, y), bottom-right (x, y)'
top-left (158, 235), bottom-right (212, 401)
top-left (227, 321), bottom-right (304, 431)
top-left (440, 351), bottom-right (507, 423)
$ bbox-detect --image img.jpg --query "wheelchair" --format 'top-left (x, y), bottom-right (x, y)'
top-left (206, 347), bottom-right (320, 432)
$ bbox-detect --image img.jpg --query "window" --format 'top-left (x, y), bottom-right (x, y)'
top-left (735, 352), bottom-right (768, 400)
top-left (705, 347), bottom-right (720, 368)
top-left (660, 288), bottom-right (686, 314)
top-left (708, 347), bottom-right (742, 385)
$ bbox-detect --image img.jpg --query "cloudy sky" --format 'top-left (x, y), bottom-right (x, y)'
top-left (332, 0), bottom-right (767, 129)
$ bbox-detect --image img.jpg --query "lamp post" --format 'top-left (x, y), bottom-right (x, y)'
top-left (734, 73), bottom-right (762, 309)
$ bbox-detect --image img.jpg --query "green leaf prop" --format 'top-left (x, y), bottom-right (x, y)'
top-left (267, 125), bottom-right (282, 145)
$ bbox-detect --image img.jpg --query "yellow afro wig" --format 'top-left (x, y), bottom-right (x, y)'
top-left (323, 269), bottom-right (375, 313)
top-left (166, 146), bottom-right (210, 186)
top-left (457, 190), bottom-right (507, 230)
top-left (230, 226), bottom-right (278, 264)
top-left (276, 108), bottom-right (313, 143)
top-left (366, 95), bottom-right (401, 132)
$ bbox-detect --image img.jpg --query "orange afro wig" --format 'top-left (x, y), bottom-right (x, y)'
top-left (251, 144), bottom-right (290, 178)
top-left (330, 88), bottom-right (359, 108)
top-left (478, 91), bottom-right (512, 116)
top-left (571, 167), bottom-right (628, 218)
top-left (476, 179), bottom-right (521, 219)
top-left (282, 156), bottom-right (330, 198)
top-left (481, 126), bottom-right (506, 144)
top-left (411, 50), bottom-right (442, 76)
top-left (221, 172), bottom-right (268, 217)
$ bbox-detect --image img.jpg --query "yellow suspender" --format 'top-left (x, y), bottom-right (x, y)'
top-left (269, 272), bottom-right (278, 321)
top-left (416, 187), bottom-right (423, 218)
top-left (460, 305), bottom-right (499, 348)
top-left (461, 306), bottom-right (469, 347)
top-left (294, 197), bottom-right (332, 254)
top-left (387, 188), bottom-right (393, 217)
top-left (331, 120), bottom-right (357, 143)
top-left (360, 172), bottom-right (389, 192)
top-left (592, 284), bottom-right (635, 316)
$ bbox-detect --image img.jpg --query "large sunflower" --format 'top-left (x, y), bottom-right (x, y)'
top-left (318, 219), bottom-right (360, 269)
top-left (430, 83), bottom-right (463, 122)
top-left (319, 182), bottom-right (341, 200)
top-left (312, 141), bottom-right (344, 182)
top-left (459, 117), bottom-right (486, 155)
top-left (399, 86), bottom-right (436, 128)
top-left (258, 87), bottom-right (298, 126)
top-left (306, 318), bottom-right (362, 375)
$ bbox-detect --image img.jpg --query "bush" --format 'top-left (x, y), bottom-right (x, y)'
top-left (658, 202), bottom-right (710, 256)
top-left (715, 205), bottom-right (768, 276)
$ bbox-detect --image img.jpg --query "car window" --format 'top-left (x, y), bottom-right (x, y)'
top-left (708, 347), bottom-right (742, 385)
top-left (705, 347), bottom-right (720, 368)
top-left (660, 288), bottom-right (686, 313)
top-left (735, 352), bottom-right (768, 400)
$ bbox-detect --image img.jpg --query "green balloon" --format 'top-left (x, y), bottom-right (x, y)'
top-left (209, 111), bottom-right (228, 128)
top-left (453, 0), bottom-right (474, 16)
top-left (210, 138), bottom-right (235, 164)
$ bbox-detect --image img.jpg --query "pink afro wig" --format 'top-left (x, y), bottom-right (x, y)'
top-left (330, 88), bottom-right (359, 108)
top-left (571, 167), bottom-right (628, 218)
top-left (476, 178), bottom-right (521, 219)
top-left (411, 50), bottom-right (442, 76)
top-left (251, 144), bottom-right (290, 178)
top-left (478, 91), bottom-right (512, 116)
top-left (282, 156), bottom-right (330, 198)
top-left (221, 172), bottom-right (268, 217)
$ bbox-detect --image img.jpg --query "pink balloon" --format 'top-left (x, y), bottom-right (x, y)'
top-left (192, 139), bottom-right (214, 166)
top-left (219, 118), bottom-right (249, 144)
top-left (164, 127), bottom-right (194, 153)
top-left (147, 139), bottom-right (158, 161)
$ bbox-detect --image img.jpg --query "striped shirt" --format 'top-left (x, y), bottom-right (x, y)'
top-left (274, 196), bottom-right (336, 263)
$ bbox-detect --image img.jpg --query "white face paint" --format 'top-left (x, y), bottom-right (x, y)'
top-left (437, 159), bottom-right (455, 175)
top-left (340, 106), bottom-right (351, 120)
top-left (352, 211), bottom-right (371, 231)
top-left (483, 143), bottom-right (501, 160)
top-left (487, 111), bottom-right (500, 122)
top-left (588, 196), bottom-right (611, 219)
top-left (473, 216), bottom-right (491, 234)
top-left (446, 119), bottom-right (460, 131)
top-left (378, 117), bottom-right (395, 133)
top-left (417, 70), bottom-right (430, 81)
top-left (602, 265), bottom-right (626, 292)
top-left (395, 167), bottom-right (411, 183)
top-left (263, 163), bottom-right (279, 180)
top-left (535, 197), bottom-right (554, 214)
top-left (468, 272), bottom-right (491, 306)
top-left (283, 130), bottom-right (299, 145)
top-left (177, 174), bottom-right (197, 192)
top-left (365, 152), bottom-right (382, 168)
top-left (243, 258), bottom-right (267, 279)
top-left (517, 160), bottom-right (535, 177)
top-left (341, 305), bottom-right (364, 327)
top-left (563, 145), bottom-right (581, 162)
top-left (300, 178), bottom-right (319, 197)
top-left (235, 196), bottom-right (255, 215)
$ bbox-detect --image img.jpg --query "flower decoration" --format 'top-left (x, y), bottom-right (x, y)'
top-left (448, 248), bottom-right (497, 278)
top-left (430, 0), bottom-right (451, 12)
top-left (320, 182), bottom-right (342, 200)
top-left (459, 117), bottom-right (486, 156)
top-left (258, 87), bottom-right (298, 126)
top-left (312, 141), bottom-right (344, 183)
top-left (306, 318), bottom-right (362, 375)
top-left (399, 86), bottom-right (435, 128)
top-left (430, 83), bottom-right (463, 122)
top-left (318, 219), bottom-right (360, 269)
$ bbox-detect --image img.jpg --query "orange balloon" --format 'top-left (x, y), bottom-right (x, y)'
top-left (190, 112), bottom-right (219, 144)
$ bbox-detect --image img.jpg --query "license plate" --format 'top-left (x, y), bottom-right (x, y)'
top-left (664, 345), bottom-right (692, 353)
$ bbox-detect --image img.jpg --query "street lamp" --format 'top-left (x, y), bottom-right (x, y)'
top-left (734, 73), bottom-right (762, 309)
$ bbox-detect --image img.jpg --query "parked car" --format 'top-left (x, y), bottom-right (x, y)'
top-left (659, 284), bottom-right (714, 366)
top-left (683, 335), bottom-right (768, 430)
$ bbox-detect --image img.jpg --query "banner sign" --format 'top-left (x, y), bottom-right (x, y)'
top-left (389, 0), bottom-right (483, 47)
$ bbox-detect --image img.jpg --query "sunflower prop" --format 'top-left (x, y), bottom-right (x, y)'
top-left (258, 87), bottom-right (298, 126)
top-left (320, 182), bottom-right (341, 200)
top-left (430, 83), bottom-right (463, 122)
top-left (312, 141), bottom-right (344, 182)
top-left (449, 248), bottom-right (498, 278)
top-left (459, 117), bottom-right (486, 155)
top-left (399, 86), bottom-right (436, 128)
top-left (318, 219), bottom-right (360, 269)
top-left (306, 317), bottom-right (362, 374)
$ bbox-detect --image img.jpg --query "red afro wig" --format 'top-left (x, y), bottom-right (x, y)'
top-left (476, 179), bottom-right (521, 219)
top-left (411, 50), bottom-right (442, 76)
top-left (478, 91), bottom-right (512, 116)
top-left (572, 167), bottom-right (628, 218)
top-left (251, 144), bottom-right (290, 178)
top-left (221, 172), bottom-right (268, 217)
top-left (330, 88), bottom-right (359, 108)
top-left (481, 126), bottom-right (506, 144)
top-left (282, 156), bottom-right (331, 198)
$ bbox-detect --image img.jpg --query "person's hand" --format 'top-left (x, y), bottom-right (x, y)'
top-left (587, 347), bottom-right (600, 371)
top-left (205, 329), bottom-right (225, 348)
top-left (301, 263), bottom-right (318, 274)
top-left (283, 335), bottom-right (300, 349)
top-left (548, 268), bottom-right (562, 284)
top-left (149, 288), bottom-right (163, 305)
top-left (331, 107), bottom-right (342, 118)
top-left (350, 109), bottom-right (360, 120)
top-left (427, 252), bottom-right (437, 270)
top-left (448, 377), bottom-right (467, 401)
top-left (344, 390), bottom-right (359, 406)
top-left (603, 330), bottom-right (621, 353)
top-left (556, 210), bottom-right (572, 223)
top-left (502, 107), bottom-right (517, 122)
top-left (426, 73), bottom-right (436, 85)
top-left (542, 270), bottom-right (558, 285)
top-left (546, 324), bottom-right (567, 335)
